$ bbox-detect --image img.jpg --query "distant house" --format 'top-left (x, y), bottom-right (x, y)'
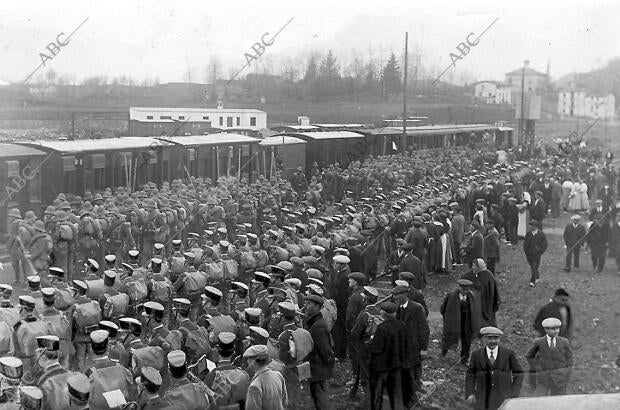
top-left (473, 81), bottom-right (512, 104)
top-left (505, 62), bottom-right (549, 97)
top-left (558, 90), bottom-right (615, 119)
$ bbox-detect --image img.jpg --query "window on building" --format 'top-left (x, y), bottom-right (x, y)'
top-left (203, 116), bottom-right (209, 120)
top-left (227, 117), bottom-right (233, 127)
top-left (146, 115), bottom-right (153, 120)
top-left (179, 116), bottom-right (185, 120)
top-left (160, 115), bottom-right (171, 120)
top-left (219, 117), bottom-right (223, 126)
top-left (236, 117), bottom-right (241, 126)
top-left (250, 117), bottom-right (257, 126)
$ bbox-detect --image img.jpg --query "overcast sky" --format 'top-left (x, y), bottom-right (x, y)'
top-left (1, 0), bottom-right (618, 85)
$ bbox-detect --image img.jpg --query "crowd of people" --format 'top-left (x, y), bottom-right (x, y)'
top-left (0, 143), bottom-right (617, 410)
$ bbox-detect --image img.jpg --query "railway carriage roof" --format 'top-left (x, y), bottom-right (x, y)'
top-left (386, 124), bottom-right (501, 136)
top-left (259, 136), bottom-right (307, 146)
top-left (156, 133), bottom-right (260, 146)
top-left (278, 131), bottom-right (365, 140)
top-left (18, 137), bottom-right (171, 154)
top-left (0, 143), bottom-right (47, 158)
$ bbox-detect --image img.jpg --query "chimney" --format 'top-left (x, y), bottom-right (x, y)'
top-left (217, 100), bottom-right (223, 110)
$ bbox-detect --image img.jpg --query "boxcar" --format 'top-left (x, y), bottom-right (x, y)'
top-left (258, 136), bottom-right (307, 179)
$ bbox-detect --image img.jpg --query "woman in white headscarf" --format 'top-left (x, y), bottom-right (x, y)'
top-left (561, 178), bottom-right (573, 212)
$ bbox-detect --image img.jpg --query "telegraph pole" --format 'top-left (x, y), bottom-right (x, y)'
top-left (402, 32), bottom-right (408, 151)
top-left (519, 60), bottom-right (527, 145)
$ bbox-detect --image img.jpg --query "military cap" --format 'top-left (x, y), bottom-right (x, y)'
top-left (311, 245), bottom-right (325, 254)
top-left (363, 286), bottom-right (379, 298)
top-left (0, 357), bottom-right (23, 380)
top-left (542, 317), bottom-right (562, 328)
top-left (218, 331), bottom-right (236, 352)
top-left (243, 344), bottom-right (269, 360)
top-left (172, 298), bottom-right (191, 310)
top-left (203, 286), bottom-right (223, 301)
top-left (252, 271), bottom-right (271, 286)
top-left (457, 278), bottom-right (473, 286)
top-left (231, 281), bottom-right (249, 293)
top-left (507, 197), bottom-right (518, 203)
top-left (87, 258), bottom-right (99, 271)
top-left (284, 278), bottom-right (302, 288)
top-left (348, 272), bottom-right (366, 285)
top-left (119, 317), bottom-right (142, 330)
top-left (270, 265), bottom-right (287, 278)
top-left (0, 284), bottom-right (13, 294)
top-left (41, 287), bottom-right (55, 301)
top-left (244, 308), bottom-right (262, 324)
top-left (128, 249), bottom-right (140, 258)
top-left (305, 294), bottom-right (324, 307)
top-left (399, 272), bottom-right (416, 281)
top-left (172, 239), bottom-right (182, 246)
top-left (151, 257), bottom-right (163, 266)
top-left (19, 386), bottom-right (43, 409)
top-left (391, 285), bottom-right (409, 295)
top-left (48, 266), bottom-right (65, 278)
top-left (144, 301), bottom-right (165, 315)
top-left (167, 350), bottom-right (186, 368)
top-left (308, 278), bottom-right (324, 287)
top-left (333, 255), bottom-right (350, 264)
top-left (36, 335), bottom-right (60, 352)
top-left (554, 288), bottom-right (570, 297)
top-left (27, 275), bottom-right (41, 285)
top-left (247, 233), bottom-right (258, 241)
top-left (183, 251), bottom-right (195, 259)
top-left (99, 320), bottom-right (119, 337)
top-left (290, 256), bottom-right (304, 266)
top-left (249, 326), bottom-right (269, 340)
top-left (394, 279), bottom-right (409, 288)
top-left (278, 301), bottom-right (297, 319)
top-left (18, 295), bottom-right (36, 309)
top-left (73, 280), bottom-right (88, 292)
top-left (67, 373), bottom-right (90, 403)
top-left (307, 284), bottom-right (324, 296)
top-left (153, 242), bottom-right (165, 251)
top-left (104, 254), bottom-right (116, 263)
top-left (90, 329), bottom-right (109, 344)
top-left (381, 301), bottom-right (398, 314)
top-left (480, 326), bottom-right (503, 337)
top-left (333, 247), bottom-right (350, 256)
top-left (139, 366), bottom-right (162, 387)
top-left (277, 261), bottom-right (294, 271)
top-left (104, 270), bottom-right (117, 280)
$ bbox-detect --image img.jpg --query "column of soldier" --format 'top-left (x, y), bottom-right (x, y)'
top-left (0, 147), bottom-right (594, 410)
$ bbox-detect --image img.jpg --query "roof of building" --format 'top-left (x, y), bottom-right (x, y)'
top-left (278, 131), bottom-right (365, 141)
top-left (359, 128), bottom-right (404, 136)
top-left (19, 137), bottom-right (172, 154)
top-left (474, 80), bottom-right (510, 87)
top-left (312, 123), bottom-right (369, 129)
top-left (0, 143), bottom-right (47, 158)
top-left (505, 66), bottom-right (548, 77)
top-left (130, 107), bottom-right (266, 122)
top-left (259, 136), bottom-right (307, 146)
top-left (270, 125), bottom-right (320, 131)
top-left (386, 124), bottom-right (498, 136)
top-left (157, 133), bottom-right (260, 146)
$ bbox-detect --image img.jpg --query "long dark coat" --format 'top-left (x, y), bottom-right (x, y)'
top-left (304, 311), bottom-right (334, 382)
top-left (397, 301), bottom-right (429, 368)
top-left (368, 316), bottom-right (408, 373)
top-left (465, 346), bottom-right (524, 410)
top-left (440, 289), bottom-right (481, 349)
top-left (462, 270), bottom-right (500, 327)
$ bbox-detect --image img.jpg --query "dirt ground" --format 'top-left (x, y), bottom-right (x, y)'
top-left (321, 210), bottom-right (620, 410)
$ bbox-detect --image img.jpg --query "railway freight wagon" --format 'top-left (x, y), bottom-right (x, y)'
top-left (156, 133), bottom-right (260, 183)
top-left (0, 144), bottom-right (47, 233)
top-left (19, 137), bottom-right (176, 205)
top-left (258, 136), bottom-right (307, 179)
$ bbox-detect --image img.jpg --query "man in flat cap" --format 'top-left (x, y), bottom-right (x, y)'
top-left (525, 317), bottom-right (573, 396)
top-left (244, 344), bottom-right (288, 410)
top-left (465, 326), bottom-right (523, 410)
top-left (327, 254), bottom-right (351, 360)
top-left (523, 219), bottom-right (548, 287)
top-left (398, 244), bottom-right (425, 290)
top-left (563, 215), bottom-right (586, 272)
top-left (440, 279), bottom-right (481, 365)
top-left (586, 212), bottom-right (609, 274)
top-left (345, 272), bottom-right (367, 360)
top-left (368, 301), bottom-right (408, 410)
top-left (533, 289), bottom-right (573, 339)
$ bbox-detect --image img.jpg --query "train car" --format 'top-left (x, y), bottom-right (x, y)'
top-left (258, 136), bottom-right (307, 179)
top-left (273, 131), bottom-right (365, 175)
top-left (19, 137), bottom-right (175, 205)
top-left (0, 144), bottom-right (47, 233)
top-left (157, 133), bottom-right (260, 183)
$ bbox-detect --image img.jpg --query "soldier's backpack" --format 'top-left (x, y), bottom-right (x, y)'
top-left (130, 346), bottom-right (165, 376)
top-left (364, 215), bottom-right (378, 230)
top-left (74, 301), bottom-right (102, 332)
top-left (239, 251), bottom-right (257, 270)
top-left (88, 364), bottom-right (132, 410)
top-left (80, 216), bottom-right (98, 236)
top-left (150, 276), bottom-right (173, 303)
top-left (54, 288), bottom-right (75, 311)
top-left (41, 312), bottom-right (70, 340)
top-left (364, 306), bottom-right (385, 343)
top-left (320, 298), bottom-right (338, 332)
top-left (222, 259), bottom-right (238, 280)
top-left (170, 255), bottom-right (186, 277)
top-left (184, 327), bottom-right (211, 362)
top-left (58, 222), bottom-right (76, 241)
top-left (86, 279), bottom-right (105, 300)
top-left (0, 321), bottom-right (13, 355)
top-left (15, 319), bottom-right (49, 357)
top-left (185, 270), bottom-right (208, 293)
top-left (300, 238), bottom-right (313, 255)
top-left (286, 243), bottom-right (303, 258)
top-left (253, 249), bottom-right (269, 268)
top-left (206, 315), bottom-right (236, 341)
top-left (316, 236), bottom-right (331, 251)
top-left (205, 261), bottom-right (224, 281)
top-left (0, 306), bottom-right (20, 328)
top-left (162, 330), bottom-right (183, 352)
top-left (124, 278), bottom-right (148, 304)
top-left (102, 292), bottom-right (130, 319)
top-left (290, 327), bottom-right (314, 363)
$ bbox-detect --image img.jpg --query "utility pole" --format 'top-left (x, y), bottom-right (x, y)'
top-left (519, 60), bottom-right (527, 145)
top-left (402, 32), bottom-right (408, 152)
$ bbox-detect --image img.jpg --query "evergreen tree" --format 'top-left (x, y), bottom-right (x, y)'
top-left (304, 55), bottom-right (318, 82)
top-left (319, 50), bottom-right (340, 79)
top-left (381, 52), bottom-right (402, 98)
